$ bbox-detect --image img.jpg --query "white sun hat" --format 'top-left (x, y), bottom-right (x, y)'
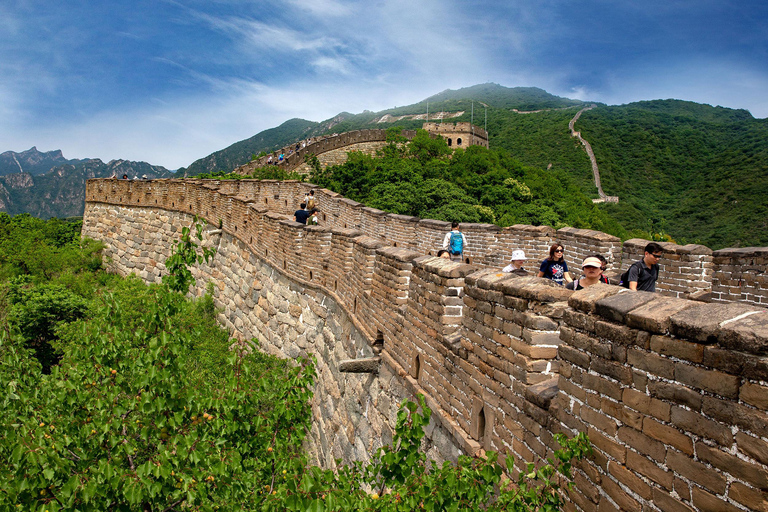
top-left (511, 249), bottom-right (527, 260)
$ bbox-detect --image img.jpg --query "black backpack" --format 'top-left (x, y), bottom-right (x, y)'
top-left (619, 261), bottom-right (641, 288)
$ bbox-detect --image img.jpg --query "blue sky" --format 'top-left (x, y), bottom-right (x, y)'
top-left (2, 0), bottom-right (767, 169)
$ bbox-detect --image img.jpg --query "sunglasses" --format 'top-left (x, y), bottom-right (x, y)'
top-left (554, 249), bottom-right (564, 253)
top-left (650, 253), bottom-right (663, 259)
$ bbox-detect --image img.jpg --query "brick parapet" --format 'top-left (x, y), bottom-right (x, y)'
top-left (86, 178), bottom-right (768, 307)
top-left (711, 247), bottom-right (768, 305)
top-left (557, 287), bottom-right (768, 511)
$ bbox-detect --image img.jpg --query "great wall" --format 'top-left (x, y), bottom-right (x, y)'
top-left (82, 176), bottom-right (768, 512)
top-left (232, 122), bottom-right (489, 175)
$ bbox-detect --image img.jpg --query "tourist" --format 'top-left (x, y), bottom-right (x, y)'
top-left (293, 203), bottom-right (310, 225)
top-left (502, 249), bottom-right (528, 276)
top-left (442, 221), bottom-right (466, 262)
top-left (436, 249), bottom-right (451, 260)
top-left (624, 242), bottom-right (664, 291)
top-left (307, 208), bottom-right (319, 226)
top-left (537, 243), bottom-right (573, 286)
top-left (566, 257), bottom-right (603, 290)
top-left (593, 254), bottom-right (610, 284)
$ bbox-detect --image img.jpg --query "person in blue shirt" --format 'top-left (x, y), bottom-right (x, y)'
top-left (293, 203), bottom-right (310, 224)
top-left (537, 243), bottom-right (573, 286)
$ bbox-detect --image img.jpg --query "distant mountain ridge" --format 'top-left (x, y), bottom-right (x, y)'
top-left (0, 148), bottom-right (174, 218)
top-left (0, 147), bottom-right (86, 176)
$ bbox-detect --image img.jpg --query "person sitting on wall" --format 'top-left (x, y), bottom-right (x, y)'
top-left (566, 257), bottom-right (604, 290)
top-left (436, 249), bottom-right (452, 260)
top-left (502, 249), bottom-right (528, 276)
top-left (293, 203), bottom-right (310, 225)
top-left (537, 243), bottom-right (573, 286)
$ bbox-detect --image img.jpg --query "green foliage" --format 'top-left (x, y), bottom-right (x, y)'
top-left (310, 133), bottom-right (624, 234)
top-left (0, 286), bottom-right (315, 511)
top-left (162, 217), bottom-right (216, 294)
top-left (257, 395), bottom-right (592, 512)
top-left (195, 168), bottom-right (306, 181)
top-left (7, 283), bottom-right (89, 373)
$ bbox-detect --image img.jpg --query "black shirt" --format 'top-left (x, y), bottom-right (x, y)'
top-left (294, 210), bottom-right (310, 224)
top-left (628, 260), bottom-right (659, 292)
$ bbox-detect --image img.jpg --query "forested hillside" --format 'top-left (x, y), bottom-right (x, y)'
top-left (307, 128), bottom-right (625, 237)
top-left (184, 83), bottom-right (768, 249)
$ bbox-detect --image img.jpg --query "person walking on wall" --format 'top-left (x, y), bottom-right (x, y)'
top-left (623, 242), bottom-right (664, 292)
top-left (305, 190), bottom-right (316, 211)
top-left (566, 256), bottom-right (603, 290)
top-left (537, 243), bottom-right (573, 286)
top-left (293, 203), bottom-right (310, 225)
top-left (442, 221), bottom-right (466, 263)
top-left (502, 249), bottom-right (529, 276)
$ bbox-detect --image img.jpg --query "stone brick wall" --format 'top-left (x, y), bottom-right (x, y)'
top-left (85, 178), bottom-right (753, 303)
top-left (712, 248), bottom-right (768, 306)
top-left (558, 286), bottom-right (768, 512)
top-left (84, 179), bottom-right (768, 511)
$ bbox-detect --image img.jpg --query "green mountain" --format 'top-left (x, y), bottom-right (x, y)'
top-left (79, 83), bottom-right (751, 249)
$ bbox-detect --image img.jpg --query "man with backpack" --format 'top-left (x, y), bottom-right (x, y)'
top-left (442, 222), bottom-right (466, 263)
top-left (620, 242), bottom-right (664, 292)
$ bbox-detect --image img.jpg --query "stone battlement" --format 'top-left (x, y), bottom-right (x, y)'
top-left (83, 178), bottom-right (768, 512)
top-left (84, 178), bottom-right (767, 306)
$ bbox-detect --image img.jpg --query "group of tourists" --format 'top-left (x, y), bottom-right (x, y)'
top-left (292, 190), bottom-right (320, 225)
top-left (438, 223), bottom-right (662, 292)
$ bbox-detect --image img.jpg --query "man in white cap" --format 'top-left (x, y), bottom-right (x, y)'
top-left (566, 256), bottom-right (604, 290)
top-left (502, 250), bottom-right (528, 276)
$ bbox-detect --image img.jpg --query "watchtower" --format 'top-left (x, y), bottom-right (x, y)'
top-left (422, 122), bottom-right (489, 149)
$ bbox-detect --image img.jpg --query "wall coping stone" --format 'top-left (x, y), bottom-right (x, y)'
top-left (362, 207), bottom-right (386, 216)
top-left (624, 296), bottom-right (698, 334)
top-left (265, 212), bottom-right (286, 221)
top-left (507, 224), bottom-right (556, 235)
top-left (713, 247), bottom-right (768, 257)
top-left (594, 290), bottom-right (656, 323)
top-left (567, 283), bottom-right (624, 313)
top-left (249, 205), bottom-right (269, 214)
top-left (376, 246), bottom-right (422, 262)
top-left (354, 236), bottom-right (386, 250)
top-left (329, 227), bottom-right (364, 238)
top-left (339, 198), bottom-right (362, 207)
top-left (464, 268), bottom-right (512, 288)
top-left (669, 302), bottom-right (766, 346)
top-left (304, 225), bottom-right (330, 234)
top-left (476, 270), bottom-right (518, 291)
top-left (557, 226), bottom-right (621, 242)
top-left (500, 276), bottom-right (573, 302)
top-left (418, 219), bottom-right (451, 230)
top-left (413, 255), bottom-right (478, 278)
top-left (388, 214), bottom-right (420, 223)
top-left (669, 243), bottom-right (713, 256)
top-left (463, 223), bottom-right (501, 233)
top-left (712, 310), bottom-right (768, 355)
